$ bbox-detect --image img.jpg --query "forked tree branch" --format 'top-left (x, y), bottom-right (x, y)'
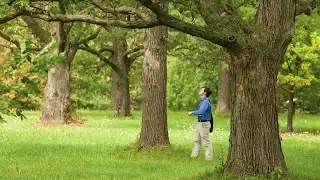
top-left (78, 45), bottom-right (121, 74)
top-left (123, 45), bottom-right (144, 57)
top-left (128, 50), bottom-right (144, 65)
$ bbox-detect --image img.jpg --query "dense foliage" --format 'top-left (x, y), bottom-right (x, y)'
top-left (278, 10), bottom-right (320, 113)
top-left (70, 50), bottom-right (112, 110)
top-left (167, 31), bottom-right (220, 110)
top-left (0, 40), bottom-right (64, 120)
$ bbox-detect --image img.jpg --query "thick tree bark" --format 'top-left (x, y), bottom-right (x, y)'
top-left (111, 38), bottom-right (131, 117)
top-left (20, 16), bottom-right (71, 122)
top-left (224, 1), bottom-right (296, 175)
top-left (216, 60), bottom-right (230, 114)
top-left (40, 22), bottom-right (71, 122)
top-left (287, 86), bottom-right (294, 132)
top-left (225, 50), bottom-right (286, 175)
top-left (20, 14), bottom-right (76, 123)
top-left (139, 1), bottom-right (169, 147)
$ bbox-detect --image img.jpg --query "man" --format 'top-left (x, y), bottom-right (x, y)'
top-left (188, 87), bottom-right (213, 160)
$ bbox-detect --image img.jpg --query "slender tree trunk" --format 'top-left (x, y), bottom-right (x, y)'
top-left (139, 0), bottom-right (169, 147)
top-left (224, 0), bottom-right (296, 175)
top-left (41, 22), bottom-right (71, 122)
top-left (287, 86), bottom-right (294, 132)
top-left (111, 38), bottom-right (131, 117)
top-left (216, 60), bottom-right (230, 114)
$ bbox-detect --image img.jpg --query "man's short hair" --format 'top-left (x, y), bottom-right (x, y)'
top-left (202, 87), bottom-right (212, 97)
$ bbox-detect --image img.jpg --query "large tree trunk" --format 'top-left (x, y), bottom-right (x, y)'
top-left (40, 22), bottom-right (71, 122)
top-left (111, 38), bottom-right (130, 117)
top-left (224, 0), bottom-right (296, 175)
top-left (216, 60), bottom-right (230, 114)
top-left (20, 17), bottom-right (73, 122)
top-left (225, 50), bottom-right (286, 175)
top-left (139, 0), bottom-right (169, 147)
top-left (287, 86), bottom-right (294, 132)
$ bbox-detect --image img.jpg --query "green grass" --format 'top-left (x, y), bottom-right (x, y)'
top-left (0, 111), bottom-right (319, 179)
top-left (278, 113), bottom-right (320, 133)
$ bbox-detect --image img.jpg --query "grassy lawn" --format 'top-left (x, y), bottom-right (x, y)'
top-left (0, 111), bottom-right (319, 179)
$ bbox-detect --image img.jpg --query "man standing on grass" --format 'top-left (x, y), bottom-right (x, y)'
top-left (188, 87), bottom-right (213, 160)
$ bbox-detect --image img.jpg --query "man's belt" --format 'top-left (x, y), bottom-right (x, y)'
top-left (198, 120), bottom-right (210, 122)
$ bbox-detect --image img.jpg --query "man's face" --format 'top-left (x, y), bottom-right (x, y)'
top-left (199, 88), bottom-right (206, 96)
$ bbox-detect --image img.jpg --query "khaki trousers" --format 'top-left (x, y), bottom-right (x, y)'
top-left (191, 121), bottom-right (213, 160)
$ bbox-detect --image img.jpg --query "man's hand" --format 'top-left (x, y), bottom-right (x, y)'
top-left (188, 112), bottom-right (192, 116)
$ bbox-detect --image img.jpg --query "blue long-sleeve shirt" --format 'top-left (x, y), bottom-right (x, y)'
top-left (191, 96), bottom-right (213, 121)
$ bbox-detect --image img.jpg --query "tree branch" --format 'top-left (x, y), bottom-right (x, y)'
top-left (0, 41), bottom-right (41, 51)
top-left (21, 16), bottom-right (51, 43)
top-left (89, 0), bottom-right (150, 20)
top-left (0, 43), bottom-right (18, 50)
top-left (99, 47), bottom-right (114, 53)
top-left (79, 63), bottom-right (108, 70)
top-left (0, 10), bottom-right (24, 25)
top-left (137, 0), bottom-right (237, 48)
top-left (123, 45), bottom-right (144, 57)
top-left (2, 1), bottom-right (239, 48)
top-left (0, 31), bottom-right (20, 48)
top-left (77, 26), bottom-right (103, 45)
top-left (25, 11), bottom-right (160, 29)
top-left (279, 83), bottom-right (290, 93)
top-left (128, 50), bottom-right (144, 65)
top-left (78, 45), bottom-right (121, 74)
top-left (285, 52), bottom-right (293, 73)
